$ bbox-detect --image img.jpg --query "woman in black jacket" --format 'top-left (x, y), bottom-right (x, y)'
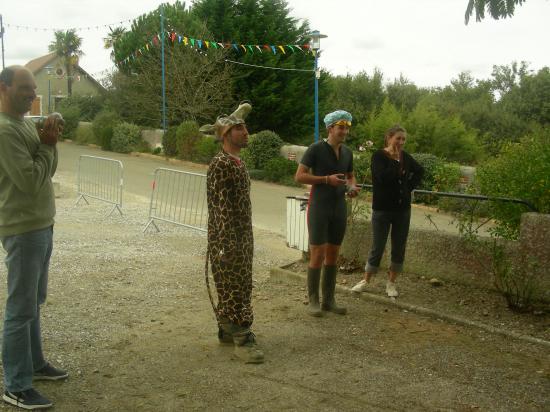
top-left (352, 125), bottom-right (423, 297)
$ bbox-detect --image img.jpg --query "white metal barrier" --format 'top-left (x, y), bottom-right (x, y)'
top-left (143, 168), bottom-right (207, 233)
top-left (75, 155), bottom-right (124, 216)
top-left (286, 196), bottom-right (309, 252)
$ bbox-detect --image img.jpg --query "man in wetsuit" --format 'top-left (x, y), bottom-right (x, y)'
top-left (295, 110), bottom-right (359, 317)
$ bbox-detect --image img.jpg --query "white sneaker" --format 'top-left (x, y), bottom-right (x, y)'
top-left (351, 279), bottom-right (369, 293)
top-left (386, 281), bottom-right (399, 297)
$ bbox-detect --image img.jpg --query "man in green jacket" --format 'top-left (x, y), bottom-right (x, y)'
top-left (0, 66), bottom-right (67, 410)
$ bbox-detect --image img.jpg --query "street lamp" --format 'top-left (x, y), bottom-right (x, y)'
top-left (44, 65), bottom-right (54, 114)
top-left (308, 30), bottom-right (327, 142)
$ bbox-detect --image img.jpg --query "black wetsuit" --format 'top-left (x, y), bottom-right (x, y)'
top-left (300, 140), bottom-right (353, 246)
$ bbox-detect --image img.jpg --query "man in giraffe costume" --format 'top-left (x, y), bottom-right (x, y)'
top-left (201, 102), bottom-right (263, 364)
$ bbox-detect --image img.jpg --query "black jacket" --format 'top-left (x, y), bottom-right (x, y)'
top-left (371, 149), bottom-right (424, 211)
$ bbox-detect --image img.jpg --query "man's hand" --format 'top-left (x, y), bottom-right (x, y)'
top-left (327, 174), bottom-right (347, 187)
top-left (38, 113), bottom-right (64, 146)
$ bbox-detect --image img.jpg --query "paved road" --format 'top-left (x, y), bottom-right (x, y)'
top-left (57, 141), bottom-right (464, 236)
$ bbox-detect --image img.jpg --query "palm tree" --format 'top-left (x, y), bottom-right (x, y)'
top-left (465, 0), bottom-right (527, 24)
top-left (103, 26), bottom-right (126, 61)
top-left (48, 29), bottom-right (84, 97)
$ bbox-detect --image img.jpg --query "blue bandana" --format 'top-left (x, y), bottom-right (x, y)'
top-left (323, 110), bottom-right (352, 128)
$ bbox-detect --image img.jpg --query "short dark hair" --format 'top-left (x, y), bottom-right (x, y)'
top-left (0, 67), bottom-right (16, 86)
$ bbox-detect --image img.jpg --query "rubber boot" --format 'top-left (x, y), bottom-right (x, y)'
top-left (321, 265), bottom-right (347, 315)
top-left (307, 267), bottom-right (323, 317)
top-left (218, 317), bottom-right (234, 344)
top-left (233, 328), bottom-right (264, 364)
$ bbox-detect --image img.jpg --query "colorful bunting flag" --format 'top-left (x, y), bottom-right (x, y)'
top-left (117, 30), bottom-right (312, 66)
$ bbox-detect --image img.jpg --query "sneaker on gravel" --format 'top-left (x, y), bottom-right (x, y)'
top-left (351, 279), bottom-right (369, 293)
top-left (386, 281), bottom-right (399, 297)
top-left (33, 363), bottom-right (68, 381)
top-left (3, 388), bottom-right (52, 410)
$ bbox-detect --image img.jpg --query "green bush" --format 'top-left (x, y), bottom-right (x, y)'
top-left (162, 126), bottom-right (178, 157)
top-left (246, 130), bottom-right (284, 169)
top-left (477, 128), bottom-right (550, 239)
top-left (411, 153), bottom-right (462, 205)
top-left (433, 162), bottom-right (461, 192)
top-left (193, 136), bottom-right (220, 164)
top-left (175, 121), bottom-right (201, 160)
top-left (240, 148), bottom-right (254, 169)
top-left (353, 152), bottom-right (373, 185)
top-left (92, 110), bottom-right (120, 151)
top-left (411, 153), bottom-right (444, 191)
top-left (58, 94), bottom-right (104, 121)
top-left (263, 157), bottom-right (298, 184)
top-left (74, 123), bottom-right (98, 145)
top-left (58, 106), bottom-right (80, 140)
top-left (247, 169), bottom-right (266, 181)
top-left (111, 122), bottom-right (141, 154)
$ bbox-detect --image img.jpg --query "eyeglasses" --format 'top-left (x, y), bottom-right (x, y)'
top-left (333, 120), bottom-right (352, 127)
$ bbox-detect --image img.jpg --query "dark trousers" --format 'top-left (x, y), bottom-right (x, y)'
top-left (365, 209), bottom-right (411, 274)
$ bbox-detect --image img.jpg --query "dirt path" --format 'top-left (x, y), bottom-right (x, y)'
top-left (0, 174), bottom-right (548, 411)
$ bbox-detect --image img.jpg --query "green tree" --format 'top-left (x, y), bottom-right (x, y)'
top-left (323, 70), bottom-right (385, 126)
top-left (48, 29), bottom-right (84, 97)
top-left (191, 0), bottom-right (314, 142)
top-left (355, 98), bottom-right (401, 149)
top-left (103, 26), bottom-right (127, 61)
top-left (107, 2), bottom-right (233, 127)
top-left (465, 0), bottom-right (527, 24)
top-left (386, 75), bottom-right (428, 114)
top-left (477, 127), bottom-right (550, 238)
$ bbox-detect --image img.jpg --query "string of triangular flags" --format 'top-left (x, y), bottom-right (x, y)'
top-left (118, 30), bottom-right (312, 66)
top-left (4, 19), bottom-right (134, 33)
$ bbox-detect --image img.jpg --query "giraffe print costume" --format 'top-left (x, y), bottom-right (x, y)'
top-left (206, 150), bottom-right (254, 328)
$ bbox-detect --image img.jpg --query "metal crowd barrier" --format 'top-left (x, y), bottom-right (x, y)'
top-left (75, 155), bottom-right (124, 216)
top-left (143, 168), bottom-right (207, 233)
top-left (286, 196), bottom-right (309, 252)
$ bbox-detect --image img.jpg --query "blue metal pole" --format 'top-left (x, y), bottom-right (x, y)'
top-left (314, 51), bottom-right (319, 142)
top-left (160, 6), bottom-right (167, 134)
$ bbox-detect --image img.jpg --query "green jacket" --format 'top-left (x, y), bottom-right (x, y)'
top-left (0, 113), bottom-right (58, 237)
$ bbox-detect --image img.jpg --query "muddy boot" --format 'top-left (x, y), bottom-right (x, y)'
top-left (321, 265), bottom-right (347, 315)
top-left (218, 317), bottom-right (234, 344)
top-left (307, 267), bottom-right (323, 317)
top-left (233, 329), bottom-right (264, 364)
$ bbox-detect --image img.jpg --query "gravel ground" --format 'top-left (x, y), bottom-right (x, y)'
top-left (0, 172), bottom-right (548, 411)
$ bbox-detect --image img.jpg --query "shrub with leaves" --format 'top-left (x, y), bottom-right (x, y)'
top-left (58, 94), bottom-right (104, 121)
top-left (263, 157), bottom-right (298, 185)
top-left (75, 123), bottom-right (98, 145)
top-left (193, 136), bottom-right (220, 164)
top-left (477, 128), bottom-right (550, 239)
top-left (92, 110), bottom-right (120, 151)
top-left (111, 122), bottom-right (141, 154)
top-left (175, 121), bottom-right (201, 160)
top-left (58, 106), bottom-right (80, 140)
top-left (162, 126), bottom-right (178, 157)
top-left (246, 130), bottom-right (284, 169)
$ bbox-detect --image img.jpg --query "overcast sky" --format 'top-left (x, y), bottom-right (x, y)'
top-left (2, 0), bottom-right (549, 88)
